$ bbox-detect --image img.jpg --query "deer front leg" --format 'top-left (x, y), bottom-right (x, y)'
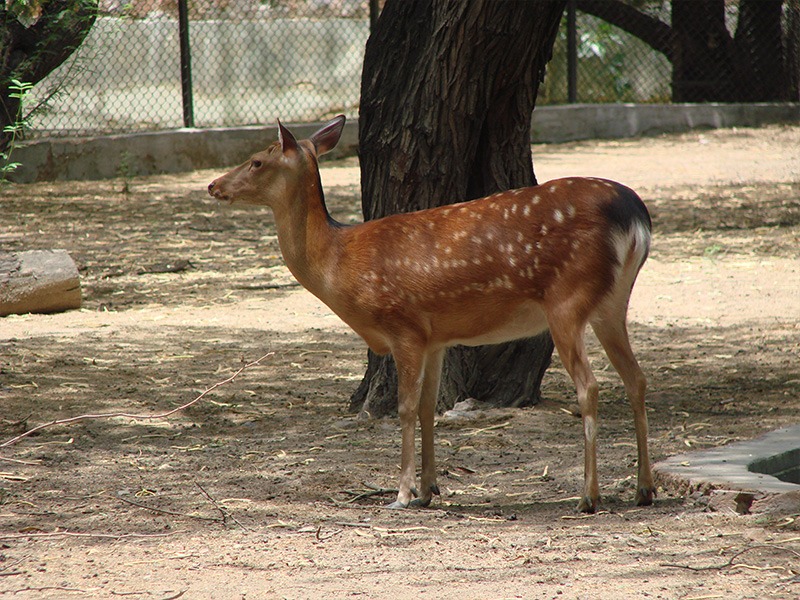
top-left (386, 346), bottom-right (425, 509)
top-left (410, 348), bottom-right (444, 508)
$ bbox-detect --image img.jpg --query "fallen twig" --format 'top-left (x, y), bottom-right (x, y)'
top-left (0, 530), bottom-right (180, 541)
top-left (463, 421), bottom-right (512, 437)
top-left (315, 525), bottom-right (342, 541)
top-left (662, 544), bottom-right (800, 572)
top-left (0, 353), bottom-right (273, 449)
top-left (117, 495), bottom-right (222, 523)
top-left (195, 481), bottom-right (251, 531)
top-left (334, 483), bottom-right (397, 505)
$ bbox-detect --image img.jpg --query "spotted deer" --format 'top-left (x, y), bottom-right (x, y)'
top-left (208, 115), bottom-right (655, 513)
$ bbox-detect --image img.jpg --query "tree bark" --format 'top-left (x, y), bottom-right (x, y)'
top-left (1, 1), bottom-right (97, 153)
top-left (787, 0), bottom-right (800, 101)
top-left (350, 0), bottom-right (565, 417)
top-left (578, 0), bottom-right (790, 103)
top-left (734, 0), bottom-right (786, 101)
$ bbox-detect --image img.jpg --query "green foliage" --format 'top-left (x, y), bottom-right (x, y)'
top-left (6, 0), bottom-right (46, 28)
top-left (1, 79), bottom-right (34, 183)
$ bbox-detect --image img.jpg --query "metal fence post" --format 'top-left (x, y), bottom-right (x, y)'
top-left (567, 0), bottom-right (577, 103)
top-left (178, 0), bottom-right (194, 128)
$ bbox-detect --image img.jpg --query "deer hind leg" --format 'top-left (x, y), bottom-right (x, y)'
top-left (410, 347), bottom-right (445, 508)
top-left (591, 310), bottom-right (655, 506)
top-left (386, 339), bottom-right (426, 509)
top-left (548, 310), bottom-right (601, 513)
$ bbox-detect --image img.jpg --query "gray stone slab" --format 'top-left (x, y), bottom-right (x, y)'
top-left (654, 425), bottom-right (800, 494)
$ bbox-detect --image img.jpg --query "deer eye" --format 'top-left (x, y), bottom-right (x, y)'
top-left (251, 159), bottom-right (262, 169)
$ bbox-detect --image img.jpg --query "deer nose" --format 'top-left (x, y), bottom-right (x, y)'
top-left (208, 181), bottom-right (216, 195)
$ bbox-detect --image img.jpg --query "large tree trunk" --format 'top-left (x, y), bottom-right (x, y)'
top-left (788, 0), bottom-right (800, 101)
top-left (350, 0), bottom-right (565, 417)
top-left (733, 0), bottom-right (786, 101)
top-left (1, 1), bottom-right (97, 153)
top-left (578, 0), bottom-right (790, 103)
top-left (671, 0), bottom-right (735, 102)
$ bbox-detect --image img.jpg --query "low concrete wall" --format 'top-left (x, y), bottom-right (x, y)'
top-left (531, 102), bottom-right (800, 142)
top-left (11, 122), bottom-right (359, 183)
top-left (10, 103), bottom-right (799, 183)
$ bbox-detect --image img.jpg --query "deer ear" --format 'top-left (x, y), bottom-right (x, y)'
top-left (278, 120), bottom-right (299, 154)
top-left (310, 115), bottom-right (345, 156)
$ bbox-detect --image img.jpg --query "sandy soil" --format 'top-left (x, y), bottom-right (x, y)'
top-left (1, 124), bottom-right (799, 599)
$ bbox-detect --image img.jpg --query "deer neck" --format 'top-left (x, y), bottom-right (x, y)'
top-left (272, 175), bottom-right (340, 297)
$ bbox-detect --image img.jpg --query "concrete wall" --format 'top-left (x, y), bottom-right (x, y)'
top-left (10, 103), bottom-right (799, 183)
top-left (33, 17), bottom-right (368, 133)
top-left (531, 103), bottom-right (800, 142)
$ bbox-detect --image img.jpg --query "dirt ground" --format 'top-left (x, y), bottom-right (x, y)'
top-left (1, 124), bottom-right (799, 599)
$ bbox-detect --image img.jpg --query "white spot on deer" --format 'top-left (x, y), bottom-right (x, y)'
top-left (428, 221), bottom-right (435, 229)
top-left (511, 204), bottom-right (519, 215)
top-left (486, 231), bottom-right (495, 241)
top-left (513, 189), bottom-right (524, 196)
top-left (566, 179), bottom-right (575, 185)
top-left (472, 257), bottom-right (482, 265)
top-left (567, 204), bottom-right (576, 218)
top-left (516, 232), bottom-right (524, 243)
top-left (525, 243), bottom-right (533, 254)
top-left (540, 224), bottom-right (548, 236)
top-left (509, 256), bottom-right (517, 267)
top-left (444, 246), bottom-right (452, 255)
top-left (503, 208), bottom-right (510, 220)
top-left (571, 239), bottom-right (581, 250)
top-left (471, 235), bottom-right (482, 245)
top-left (553, 209), bottom-right (564, 223)
top-left (549, 185), bottom-right (557, 193)
top-left (523, 204), bottom-right (531, 217)
top-left (532, 195), bottom-right (541, 204)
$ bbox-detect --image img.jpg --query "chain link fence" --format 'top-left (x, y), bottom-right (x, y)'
top-left (26, 0), bottom-right (799, 140)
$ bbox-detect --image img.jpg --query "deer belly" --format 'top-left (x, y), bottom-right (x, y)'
top-left (443, 300), bottom-right (549, 347)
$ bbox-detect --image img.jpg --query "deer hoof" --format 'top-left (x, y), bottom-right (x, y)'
top-left (577, 495), bottom-right (598, 513)
top-left (635, 486), bottom-right (656, 506)
top-left (386, 499), bottom-right (409, 510)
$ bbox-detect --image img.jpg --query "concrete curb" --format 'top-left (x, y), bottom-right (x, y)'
top-left (9, 103), bottom-right (799, 183)
top-left (654, 424), bottom-right (800, 495)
